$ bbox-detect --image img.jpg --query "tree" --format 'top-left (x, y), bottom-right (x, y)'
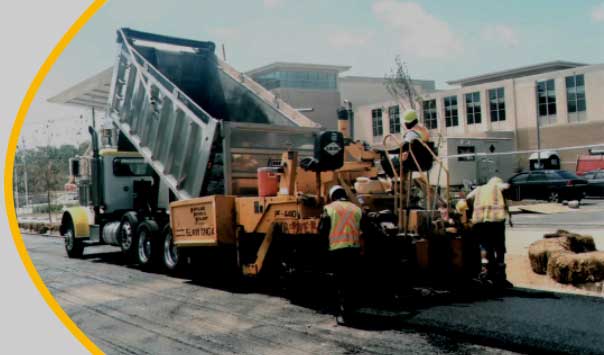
top-left (384, 55), bottom-right (422, 111)
top-left (14, 143), bottom-right (88, 206)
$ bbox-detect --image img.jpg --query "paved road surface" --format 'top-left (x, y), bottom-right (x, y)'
top-left (512, 198), bottom-right (604, 228)
top-left (23, 234), bottom-right (604, 355)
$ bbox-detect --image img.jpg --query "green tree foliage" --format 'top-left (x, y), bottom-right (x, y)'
top-left (13, 143), bottom-right (89, 205)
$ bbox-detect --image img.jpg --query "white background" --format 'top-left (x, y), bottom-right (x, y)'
top-left (0, 1), bottom-right (91, 353)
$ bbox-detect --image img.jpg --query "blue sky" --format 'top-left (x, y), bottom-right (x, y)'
top-left (24, 0), bottom-right (604, 146)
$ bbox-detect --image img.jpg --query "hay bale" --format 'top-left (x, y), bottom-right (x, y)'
top-left (528, 237), bottom-right (571, 274)
top-left (569, 234), bottom-right (596, 253)
top-left (547, 251), bottom-right (604, 284)
top-left (542, 230), bottom-right (596, 252)
top-left (544, 229), bottom-right (577, 239)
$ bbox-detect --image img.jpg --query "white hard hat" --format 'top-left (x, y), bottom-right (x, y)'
top-left (329, 185), bottom-right (346, 201)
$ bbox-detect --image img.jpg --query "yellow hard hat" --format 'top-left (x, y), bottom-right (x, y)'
top-left (403, 109), bottom-right (418, 124)
top-left (456, 199), bottom-right (468, 213)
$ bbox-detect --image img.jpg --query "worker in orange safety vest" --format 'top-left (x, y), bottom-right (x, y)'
top-left (319, 185), bottom-right (363, 325)
top-left (402, 108), bottom-right (430, 143)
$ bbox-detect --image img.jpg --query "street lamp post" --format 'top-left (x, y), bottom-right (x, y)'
top-left (535, 82), bottom-right (544, 170)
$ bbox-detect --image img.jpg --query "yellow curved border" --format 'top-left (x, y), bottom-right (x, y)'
top-left (4, 1), bottom-right (106, 353)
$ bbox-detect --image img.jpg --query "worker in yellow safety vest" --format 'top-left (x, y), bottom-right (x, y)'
top-left (466, 177), bottom-right (514, 287)
top-left (401, 109), bottom-right (430, 162)
top-left (319, 185), bottom-right (363, 325)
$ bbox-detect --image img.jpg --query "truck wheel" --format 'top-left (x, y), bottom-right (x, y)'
top-left (63, 218), bottom-right (84, 258)
top-left (135, 220), bottom-right (159, 268)
top-left (161, 225), bottom-right (182, 273)
top-left (119, 212), bottom-right (139, 258)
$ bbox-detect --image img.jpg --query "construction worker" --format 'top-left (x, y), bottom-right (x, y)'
top-left (402, 109), bottom-right (430, 143)
top-left (401, 109), bottom-right (430, 162)
top-left (466, 177), bottom-right (514, 287)
top-left (319, 185), bottom-right (363, 325)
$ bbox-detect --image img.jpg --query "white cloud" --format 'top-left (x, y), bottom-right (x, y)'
top-left (481, 24), bottom-right (519, 48)
top-left (327, 30), bottom-right (373, 48)
top-left (263, 0), bottom-right (284, 9)
top-left (372, 0), bottom-right (462, 58)
top-left (592, 3), bottom-right (604, 22)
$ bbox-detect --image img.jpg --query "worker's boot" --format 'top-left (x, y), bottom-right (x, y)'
top-left (495, 263), bottom-right (513, 288)
top-left (336, 302), bottom-right (347, 325)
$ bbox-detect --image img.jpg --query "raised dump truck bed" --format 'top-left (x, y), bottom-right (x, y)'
top-left (108, 28), bottom-right (319, 201)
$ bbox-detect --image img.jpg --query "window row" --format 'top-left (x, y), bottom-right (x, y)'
top-left (371, 105), bottom-right (401, 137)
top-left (421, 87), bottom-right (506, 130)
top-left (253, 70), bottom-right (338, 90)
top-left (537, 74), bottom-right (587, 124)
top-left (417, 73), bottom-right (588, 130)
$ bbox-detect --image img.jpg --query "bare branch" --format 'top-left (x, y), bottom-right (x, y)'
top-left (384, 55), bottom-right (422, 111)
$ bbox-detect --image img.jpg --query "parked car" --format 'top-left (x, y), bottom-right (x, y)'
top-left (506, 170), bottom-right (588, 202)
top-left (582, 169), bottom-right (604, 197)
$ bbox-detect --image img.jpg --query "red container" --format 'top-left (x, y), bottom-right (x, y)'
top-left (257, 167), bottom-right (280, 197)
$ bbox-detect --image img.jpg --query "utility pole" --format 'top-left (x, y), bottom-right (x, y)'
top-left (20, 137), bottom-right (29, 209)
top-left (14, 165), bottom-right (19, 213)
top-left (46, 120), bottom-right (53, 224)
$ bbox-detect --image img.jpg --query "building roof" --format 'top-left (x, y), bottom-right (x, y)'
top-left (447, 61), bottom-right (587, 87)
top-left (340, 75), bottom-right (436, 92)
top-left (246, 62), bottom-right (351, 76)
top-left (48, 67), bottom-right (113, 109)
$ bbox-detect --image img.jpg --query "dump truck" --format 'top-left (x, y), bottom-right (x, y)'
top-left (61, 29), bottom-right (477, 291)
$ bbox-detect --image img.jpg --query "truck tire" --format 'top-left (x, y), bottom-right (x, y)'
top-left (134, 220), bottom-right (159, 268)
top-left (161, 225), bottom-right (183, 273)
top-left (62, 218), bottom-right (84, 258)
top-left (119, 212), bottom-right (139, 259)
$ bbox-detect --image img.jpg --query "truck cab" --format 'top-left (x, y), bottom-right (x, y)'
top-left (99, 149), bottom-right (154, 214)
top-left (61, 141), bottom-right (163, 260)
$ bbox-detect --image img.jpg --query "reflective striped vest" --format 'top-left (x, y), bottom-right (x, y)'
top-left (472, 184), bottom-right (506, 223)
top-left (324, 200), bottom-right (362, 251)
top-left (411, 124), bottom-right (431, 142)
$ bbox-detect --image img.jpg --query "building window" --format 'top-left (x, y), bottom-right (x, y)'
top-left (443, 96), bottom-right (458, 127)
top-left (388, 106), bottom-right (400, 134)
top-left (422, 100), bottom-right (438, 129)
top-left (372, 108), bottom-right (383, 137)
top-left (566, 74), bottom-right (586, 123)
top-left (465, 92), bottom-right (482, 125)
top-left (536, 79), bottom-right (556, 125)
top-left (489, 87), bottom-right (506, 122)
top-left (457, 146), bottom-right (476, 161)
top-left (253, 70), bottom-right (337, 90)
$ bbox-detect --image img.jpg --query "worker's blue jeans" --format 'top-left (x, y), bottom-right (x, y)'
top-left (474, 221), bottom-right (507, 282)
